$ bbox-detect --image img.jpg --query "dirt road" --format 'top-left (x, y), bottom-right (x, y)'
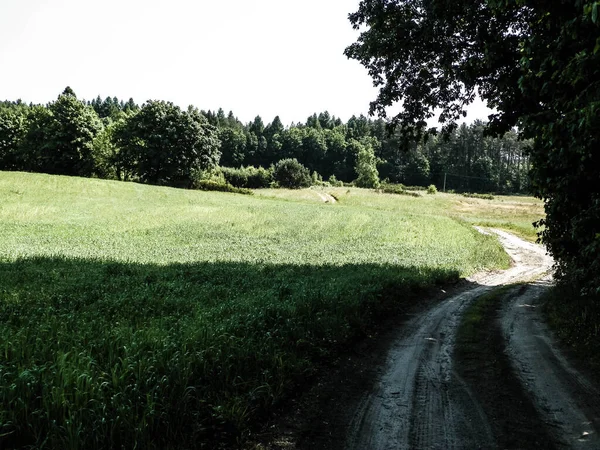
top-left (345, 229), bottom-right (600, 449)
top-left (501, 279), bottom-right (600, 448)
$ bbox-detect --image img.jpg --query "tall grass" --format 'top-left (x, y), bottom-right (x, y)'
top-left (0, 172), bottom-right (516, 448)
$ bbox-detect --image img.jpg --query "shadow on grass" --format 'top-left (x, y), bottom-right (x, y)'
top-left (0, 257), bottom-right (459, 449)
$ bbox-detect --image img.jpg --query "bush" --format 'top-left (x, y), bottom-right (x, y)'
top-left (193, 179), bottom-right (252, 195)
top-left (328, 175), bottom-right (344, 187)
top-left (427, 184), bottom-right (438, 195)
top-left (273, 158), bottom-right (311, 189)
top-left (380, 183), bottom-right (421, 197)
top-left (462, 192), bottom-right (494, 200)
top-left (221, 166), bottom-right (273, 189)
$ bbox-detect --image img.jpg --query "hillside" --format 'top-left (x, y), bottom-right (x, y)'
top-left (0, 172), bottom-right (539, 449)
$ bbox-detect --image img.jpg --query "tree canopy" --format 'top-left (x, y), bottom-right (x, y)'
top-left (113, 101), bottom-right (220, 187)
top-left (346, 0), bottom-right (600, 295)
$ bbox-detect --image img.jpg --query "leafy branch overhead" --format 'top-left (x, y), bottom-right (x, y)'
top-left (346, 0), bottom-right (600, 295)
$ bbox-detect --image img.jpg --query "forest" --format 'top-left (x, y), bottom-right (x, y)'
top-left (0, 88), bottom-right (530, 194)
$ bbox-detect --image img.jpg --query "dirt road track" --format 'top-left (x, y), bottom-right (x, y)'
top-left (501, 280), bottom-right (600, 448)
top-left (345, 229), bottom-right (584, 450)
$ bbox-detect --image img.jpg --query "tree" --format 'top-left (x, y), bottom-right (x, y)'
top-left (113, 101), bottom-right (220, 187)
top-left (273, 158), bottom-right (311, 189)
top-left (354, 139), bottom-right (380, 188)
top-left (0, 107), bottom-right (27, 170)
top-left (346, 0), bottom-right (600, 295)
top-left (28, 89), bottom-right (102, 177)
top-left (219, 127), bottom-right (247, 167)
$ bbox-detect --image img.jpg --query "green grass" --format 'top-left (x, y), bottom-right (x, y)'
top-left (0, 172), bottom-right (530, 449)
top-left (257, 188), bottom-right (543, 242)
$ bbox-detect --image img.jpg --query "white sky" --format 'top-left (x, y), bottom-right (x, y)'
top-left (0, 0), bottom-right (492, 126)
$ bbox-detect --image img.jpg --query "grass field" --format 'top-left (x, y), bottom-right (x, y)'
top-left (0, 172), bottom-right (542, 449)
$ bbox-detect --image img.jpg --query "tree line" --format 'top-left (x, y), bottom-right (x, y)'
top-left (0, 87), bottom-right (530, 192)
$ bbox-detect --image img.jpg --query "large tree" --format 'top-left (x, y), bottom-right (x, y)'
top-left (346, 0), bottom-right (600, 295)
top-left (38, 88), bottom-right (102, 176)
top-left (113, 101), bottom-right (220, 187)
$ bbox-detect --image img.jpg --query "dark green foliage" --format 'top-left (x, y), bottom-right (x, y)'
top-left (219, 127), bottom-right (247, 167)
top-left (380, 183), bottom-right (420, 197)
top-left (91, 120), bottom-right (122, 180)
top-left (113, 101), bottom-right (220, 187)
top-left (91, 95), bottom-right (139, 118)
top-left (462, 193), bottom-right (494, 201)
top-left (2, 90), bottom-right (533, 195)
top-left (0, 108), bottom-right (27, 170)
top-left (193, 179), bottom-right (253, 195)
top-left (273, 158), bottom-right (312, 189)
top-left (521, 3), bottom-right (600, 296)
top-left (37, 90), bottom-right (102, 176)
top-left (346, 0), bottom-right (600, 295)
top-left (0, 92), bottom-right (102, 176)
top-left (18, 106), bottom-right (54, 172)
top-left (221, 166), bottom-right (273, 189)
top-left (544, 285), bottom-right (600, 376)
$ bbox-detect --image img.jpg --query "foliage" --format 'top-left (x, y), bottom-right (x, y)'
top-left (354, 140), bottom-right (380, 188)
top-left (427, 184), bottom-right (437, 195)
top-left (328, 174), bottom-right (344, 187)
top-left (193, 179), bottom-right (253, 195)
top-left (273, 158), bottom-right (311, 189)
top-left (379, 183), bottom-right (404, 194)
top-left (0, 172), bottom-right (516, 448)
top-left (544, 285), bottom-right (600, 377)
top-left (462, 192), bottom-right (494, 201)
top-left (113, 101), bottom-right (220, 187)
top-left (221, 165), bottom-right (273, 189)
top-left (1, 90), bottom-right (533, 195)
top-left (43, 89), bottom-right (102, 176)
top-left (380, 183), bottom-right (420, 197)
top-left (0, 109), bottom-right (27, 171)
top-left (219, 127), bottom-right (247, 167)
top-left (346, 0), bottom-right (600, 296)
top-left (91, 119), bottom-right (123, 180)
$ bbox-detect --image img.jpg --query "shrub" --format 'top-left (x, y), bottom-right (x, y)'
top-left (273, 158), bottom-right (311, 189)
top-left (380, 183), bottom-right (420, 197)
top-left (427, 184), bottom-right (438, 195)
top-left (462, 192), bottom-right (494, 200)
top-left (221, 166), bottom-right (273, 189)
top-left (328, 175), bottom-right (344, 187)
top-left (193, 179), bottom-right (252, 195)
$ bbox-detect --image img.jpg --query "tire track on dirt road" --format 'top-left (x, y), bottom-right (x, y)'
top-left (501, 280), bottom-right (600, 448)
top-left (346, 229), bottom-right (552, 450)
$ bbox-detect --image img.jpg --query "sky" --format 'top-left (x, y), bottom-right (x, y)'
top-left (0, 0), bottom-right (492, 126)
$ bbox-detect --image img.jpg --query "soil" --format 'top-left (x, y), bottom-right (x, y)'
top-left (249, 229), bottom-right (600, 450)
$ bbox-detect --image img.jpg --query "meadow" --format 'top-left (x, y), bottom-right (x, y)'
top-left (0, 172), bottom-right (541, 449)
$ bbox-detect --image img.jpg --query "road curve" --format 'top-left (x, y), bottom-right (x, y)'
top-left (345, 229), bottom-right (552, 450)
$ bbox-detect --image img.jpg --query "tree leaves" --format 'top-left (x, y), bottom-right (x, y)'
top-left (347, 0), bottom-right (600, 295)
